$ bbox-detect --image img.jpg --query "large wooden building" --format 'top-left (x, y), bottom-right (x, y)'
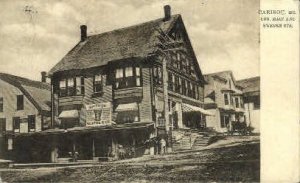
top-left (0, 73), bottom-right (51, 161)
top-left (39, 5), bottom-right (210, 162)
top-left (204, 71), bottom-right (245, 133)
top-left (237, 76), bottom-right (260, 133)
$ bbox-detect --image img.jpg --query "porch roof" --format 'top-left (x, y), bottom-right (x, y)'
top-left (58, 110), bottom-right (79, 119)
top-left (115, 102), bottom-right (138, 112)
top-left (182, 103), bottom-right (214, 116)
top-left (14, 122), bottom-right (154, 137)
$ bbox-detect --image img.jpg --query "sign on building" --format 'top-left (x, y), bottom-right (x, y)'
top-left (85, 102), bottom-right (112, 126)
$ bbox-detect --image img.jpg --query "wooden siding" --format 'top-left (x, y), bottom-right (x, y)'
top-left (83, 75), bottom-right (113, 105)
top-left (59, 96), bottom-right (83, 106)
top-left (114, 87), bottom-right (143, 99)
top-left (139, 68), bottom-right (153, 122)
top-left (0, 79), bottom-right (42, 132)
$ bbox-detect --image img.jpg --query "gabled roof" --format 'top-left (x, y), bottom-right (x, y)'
top-left (49, 15), bottom-right (181, 75)
top-left (0, 73), bottom-right (51, 113)
top-left (204, 70), bottom-right (238, 84)
top-left (236, 76), bottom-right (260, 93)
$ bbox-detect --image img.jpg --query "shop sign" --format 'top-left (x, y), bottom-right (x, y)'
top-left (85, 102), bottom-right (112, 126)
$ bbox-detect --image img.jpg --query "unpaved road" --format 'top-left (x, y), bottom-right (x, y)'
top-left (0, 136), bottom-right (260, 182)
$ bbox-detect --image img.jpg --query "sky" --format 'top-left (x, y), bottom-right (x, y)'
top-left (0, 0), bottom-right (260, 81)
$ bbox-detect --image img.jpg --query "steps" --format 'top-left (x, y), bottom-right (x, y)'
top-left (172, 129), bottom-right (220, 151)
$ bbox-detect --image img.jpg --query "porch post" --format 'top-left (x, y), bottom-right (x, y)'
top-left (177, 103), bottom-right (183, 128)
top-left (92, 137), bottom-right (95, 158)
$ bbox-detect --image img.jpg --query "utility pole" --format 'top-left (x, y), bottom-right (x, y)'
top-left (162, 57), bottom-right (172, 152)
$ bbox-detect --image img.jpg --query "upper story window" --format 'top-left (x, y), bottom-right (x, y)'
top-left (94, 74), bottom-right (103, 93)
top-left (253, 96), bottom-right (260, 109)
top-left (67, 78), bottom-right (75, 96)
top-left (224, 93), bottom-right (229, 105)
top-left (125, 67), bottom-right (133, 77)
top-left (13, 117), bottom-right (20, 133)
top-left (0, 97), bottom-right (3, 112)
top-left (153, 66), bottom-right (162, 85)
top-left (59, 79), bottom-right (67, 97)
top-left (168, 72), bottom-right (173, 91)
top-left (0, 118), bottom-right (5, 134)
top-left (235, 97), bottom-right (239, 108)
top-left (240, 97), bottom-right (244, 108)
top-left (76, 77), bottom-right (85, 95)
top-left (230, 94), bottom-right (234, 106)
top-left (135, 67), bottom-right (141, 86)
top-left (59, 77), bottom-right (84, 97)
top-left (28, 115), bottom-right (35, 132)
top-left (174, 76), bottom-right (180, 93)
top-left (115, 66), bottom-right (141, 89)
top-left (17, 95), bottom-right (24, 110)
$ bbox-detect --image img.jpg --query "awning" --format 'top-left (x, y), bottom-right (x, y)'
top-left (182, 103), bottom-right (214, 116)
top-left (115, 103), bottom-right (138, 112)
top-left (58, 110), bottom-right (79, 119)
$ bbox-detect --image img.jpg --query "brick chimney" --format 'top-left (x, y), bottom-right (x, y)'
top-left (80, 25), bottom-right (87, 42)
top-left (164, 5), bottom-right (171, 21)
top-left (41, 71), bottom-right (47, 83)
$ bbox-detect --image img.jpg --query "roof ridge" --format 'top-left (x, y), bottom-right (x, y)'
top-left (236, 76), bottom-right (260, 82)
top-left (0, 72), bottom-right (50, 90)
top-left (204, 70), bottom-right (233, 76)
top-left (88, 14), bottom-right (181, 38)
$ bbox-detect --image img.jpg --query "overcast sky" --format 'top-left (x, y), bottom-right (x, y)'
top-left (0, 0), bottom-right (259, 81)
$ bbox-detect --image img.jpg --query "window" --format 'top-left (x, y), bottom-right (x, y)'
top-left (153, 66), bottom-right (162, 85)
top-left (76, 77), bottom-right (85, 95)
top-left (235, 97), bottom-right (239, 108)
top-left (0, 97), bottom-right (3, 112)
top-left (0, 118), bottom-right (6, 134)
top-left (116, 68), bottom-right (124, 79)
top-left (59, 79), bottom-right (67, 97)
top-left (182, 79), bottom-right (186, 96)
top-left (168, 72), bottom-right (173, 90)
top-left (94, 74), bottom-right (103, 93)
top-left (125, 67), bottom-right (133, 77)
top-left (253, 96), bottom-right (260, 109)
top-left (230, 94), bottom-right (234, 105)
top-left (178, 78), bottom-right (182, 94)
top-left (67, 78), bottom-right (75, 96)
top-left (13, 117), bottom-right (20, 133)
top-left (172, 74), bottom-right (175, 91)
top-left (17, 95), bottom-right (24, 110)
top-left (240, 97), bottom-right (244, 108)
top-left (175, 76), bottom-right (180, 93)
top-left (195, 85), bottom-right (199, 99)
top-left (136, 67), bottom-right (141, 86)
top-left (115, 66), bottom-right (142, 89)
top-left (224, 93), bottom-right (229, 105)
top-left (60, 77), bottom-right (84, 97)
top-left (220, 114), bottom-right (229, 128)
top-left (28, 115), bottom-right (35, 132)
